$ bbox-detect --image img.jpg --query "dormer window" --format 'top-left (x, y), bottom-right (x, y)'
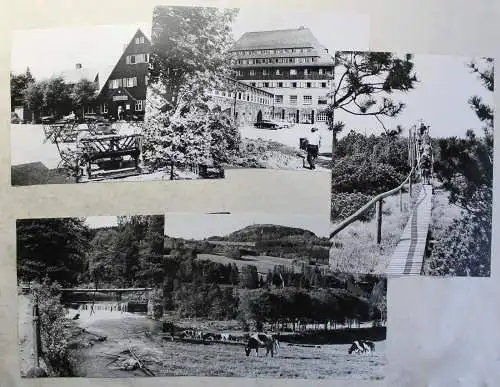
top-left (135, 36), bottom-right (145, 44)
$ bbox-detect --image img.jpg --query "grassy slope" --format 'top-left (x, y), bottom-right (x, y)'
top-left (329, 185), bottom-right (422, 274)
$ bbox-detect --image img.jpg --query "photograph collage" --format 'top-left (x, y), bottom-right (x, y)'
top-left (9, 4), bottom-right (493, 382)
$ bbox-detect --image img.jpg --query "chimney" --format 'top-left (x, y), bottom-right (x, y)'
top-left (75, 63), bottom-right (82, 70)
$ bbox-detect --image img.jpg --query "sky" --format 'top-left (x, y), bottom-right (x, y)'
top-left (11, 22), bottom-right (152, 80)
top-left (336, 54), bottom-right (493, 139)
top-left (85, 216), bottom-right (118, 229)
top-left (231, 7), bottom-right (370, 53)
top-left (165, 213), bottom-right (331, 240)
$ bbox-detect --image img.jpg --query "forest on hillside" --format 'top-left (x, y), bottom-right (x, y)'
top-left (197, 224), bottom-right (330, 264)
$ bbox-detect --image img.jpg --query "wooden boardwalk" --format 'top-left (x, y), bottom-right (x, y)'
top-left (386, 184), bottom-right (433, 276)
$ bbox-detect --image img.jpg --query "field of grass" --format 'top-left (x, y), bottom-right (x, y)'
top-left (72, 313), bottom-right (385, 379)
top-left (329, 184), bottom-right (422, 274)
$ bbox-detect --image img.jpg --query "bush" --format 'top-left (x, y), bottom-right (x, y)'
top-left (332, 155), bottom-right (404, 195)
top-left (32, 279), bottom-right (76, 376)
top-left (331, 192), bottom-right (375, 222)
top-left (426, 212), bottom-right (491, 276)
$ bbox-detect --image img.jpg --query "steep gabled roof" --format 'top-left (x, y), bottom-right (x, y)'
top-left (51, 27), bottom-right (151, 96)
top-left (96, 28), bottom-right (151, 97)
top-left (231, 27), bottom-right (321, 51)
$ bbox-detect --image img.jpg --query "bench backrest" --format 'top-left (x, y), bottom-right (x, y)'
top-left (80, 134), bottom-right (141, 155)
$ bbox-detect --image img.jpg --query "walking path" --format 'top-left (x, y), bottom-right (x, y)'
top-left (18, 293), bottom-right (35, 376)
top-left (386, 184), bottom-right (433, 276)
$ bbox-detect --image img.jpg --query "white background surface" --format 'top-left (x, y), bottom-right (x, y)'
top-left (1, 1), bottom-right (499, 386)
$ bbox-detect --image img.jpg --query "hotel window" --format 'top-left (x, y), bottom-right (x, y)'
top-left (277, 82), bottom-right (283, 88)
top-left (251, 82), bottom-right (256, 87)
top-left (306, 82), bottom-right (312, 88)
top-left (250, 70), bottom-right (255, 76)
top-left (238, 92), bottom-right (242, 99)
top-left (290, 95), bottom-right (297, 105)
top-left (321, 82), bottom-right (328, 88)
top-left (135, 100), bottom-right (144, 111)
top-left (264, 82), bottom-right (269, 87)
top-left (101, 103), bottom-right (108, 113)
top-left (318, 97), bottom-right (328, 105)
top-left (303, 95), bottom-right (312, 105)
top-left (248, 59), bottom-right (254, 64)
top-left (275, 95), bottom-right (283, 104)
top-left (126, 55), bottom-right (135, 64)
top-left (247, 95), bottom-right (250, 101)
top-left (291, 82), bottom-right (297, 88)
top-left (290, 69), bottom-right (297, 76)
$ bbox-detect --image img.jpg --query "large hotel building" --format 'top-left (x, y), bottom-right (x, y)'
top-left (229, 27), bottom-right (335, 124)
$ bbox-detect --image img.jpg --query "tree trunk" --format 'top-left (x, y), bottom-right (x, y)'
top-left (170, 161), bottom-right (174, 180)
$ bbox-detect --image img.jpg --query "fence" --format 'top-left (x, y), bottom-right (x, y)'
top-left (330, 125), bottom-right (423, 244)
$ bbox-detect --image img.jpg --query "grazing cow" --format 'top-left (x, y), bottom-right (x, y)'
top-left (348, 340), bottom-right (375, 354)
top-left (245, 333), bottom-right (279, 357)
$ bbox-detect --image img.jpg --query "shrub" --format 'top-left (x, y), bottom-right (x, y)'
top-left (426, 212), bottom-right (491, 277)
top-left (331, 192), bottom-right (375, 222)
top-left (332, 155), bottom-right (404, 195)
top-left (32, 279), bottom-right (76, 376)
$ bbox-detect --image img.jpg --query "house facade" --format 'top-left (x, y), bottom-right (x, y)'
top-left (95, 29), bottom-right (151, 121)
top-left (55, 28), bottom-right (151, 121)
top-left (207, 77), bottom-right (274, 123)
top-left (229, 27), bottom-right (335, 124)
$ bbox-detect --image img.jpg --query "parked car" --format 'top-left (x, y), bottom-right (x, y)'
top-left (254, 119), bottom-right (280, 129)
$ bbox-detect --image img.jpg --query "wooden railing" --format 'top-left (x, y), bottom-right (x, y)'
top-left (330, 167), bottom-right (416, 243)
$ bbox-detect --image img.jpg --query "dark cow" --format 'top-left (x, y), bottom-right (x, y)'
top-left (348, 340), bottom-right (375, 354)
top-left (245, 333), bottom-right (279, 357)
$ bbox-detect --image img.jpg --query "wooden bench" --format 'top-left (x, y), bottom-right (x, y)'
top-left (79, 134), bottom-right (142, 179)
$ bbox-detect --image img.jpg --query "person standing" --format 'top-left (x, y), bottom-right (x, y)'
top-left (306, 127), bottom-right (321, 169)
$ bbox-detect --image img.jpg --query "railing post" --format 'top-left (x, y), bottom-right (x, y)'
top-left (376, 199), bottom-right (382, 244)
top-left (399, 188), bottom-right (403, 212)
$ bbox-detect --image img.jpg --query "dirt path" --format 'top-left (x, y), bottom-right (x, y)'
top-left (18, 293), bottom-right (35, 376)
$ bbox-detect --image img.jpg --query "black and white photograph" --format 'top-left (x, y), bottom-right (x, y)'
top-left (17, 213), bottom-right (386, 379)
top-left (327, 52), bottom-right (493, 277)
top-left (11, 23), bottom-right (154, 185)
top-left (144, 6), bottom-right (369, 179)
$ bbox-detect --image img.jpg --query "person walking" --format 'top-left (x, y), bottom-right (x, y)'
top-left (306, 127), bottom-right (321, 169)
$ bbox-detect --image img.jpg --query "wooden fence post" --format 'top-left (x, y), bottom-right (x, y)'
top-left (33, 298), bottom-right (41, 368)
top-left (376, 199), bottom-right (382, 244)
top-left (399, 188), bottom-right (403, 212)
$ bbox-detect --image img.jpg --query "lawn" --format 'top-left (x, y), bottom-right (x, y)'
top-left (329, 184), bottom-right (422, 274)
top-left (71, 311), bottom-right (385, 379)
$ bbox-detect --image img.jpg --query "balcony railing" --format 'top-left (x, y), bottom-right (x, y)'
top-left (234, 73), bottom-right (333, 81)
